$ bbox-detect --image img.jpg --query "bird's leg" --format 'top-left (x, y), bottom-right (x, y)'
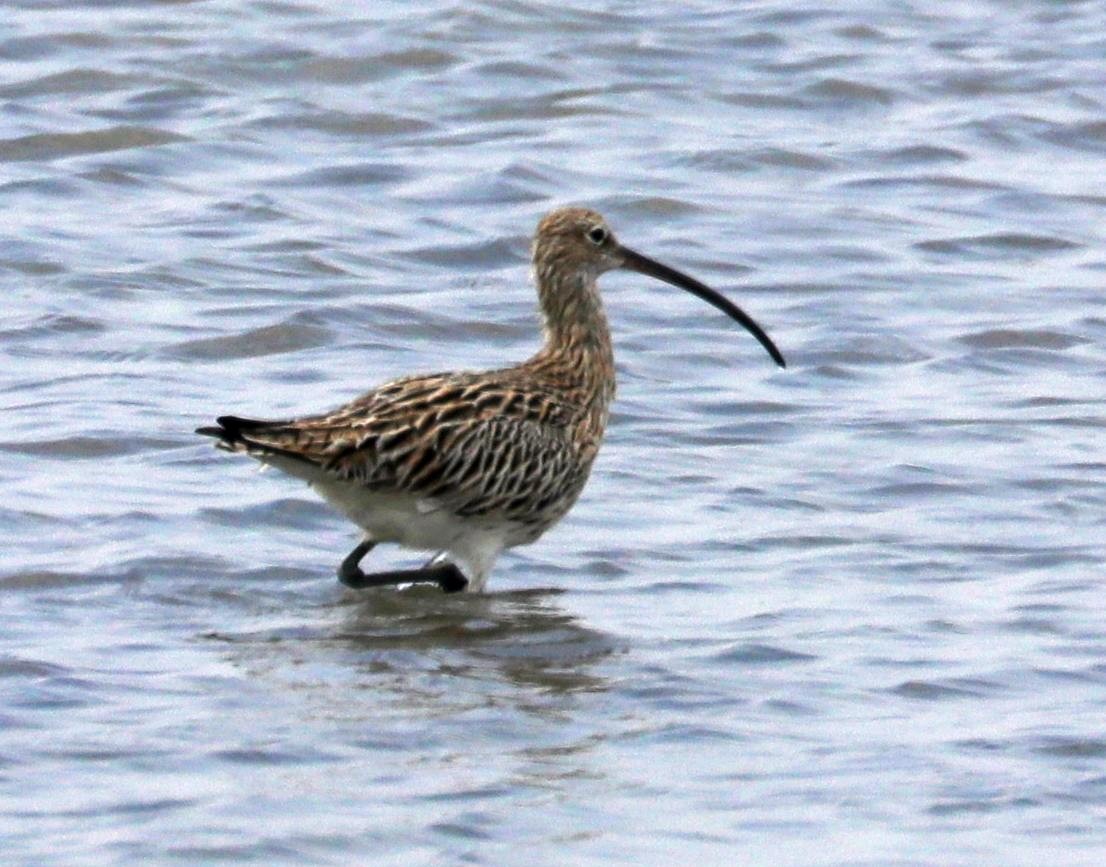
top-left (338, 540), bottom-right (376, 588)
top-left (338, 542), bottom-right (468, 594)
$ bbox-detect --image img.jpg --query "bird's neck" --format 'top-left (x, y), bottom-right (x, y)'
top-left (529, 269), bottom-right (616, 412)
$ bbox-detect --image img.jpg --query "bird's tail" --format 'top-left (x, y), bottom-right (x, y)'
top-left (195, 415), bottom-right (315, 464)
top-left (197, 415), bottom-right (271, 447)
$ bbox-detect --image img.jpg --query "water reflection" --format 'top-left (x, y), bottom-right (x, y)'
top-left (207, 585), bottom-right (616, 716)
top-left (334, 586), bottom-right (616, 695)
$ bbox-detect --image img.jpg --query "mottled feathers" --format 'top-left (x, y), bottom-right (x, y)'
top-left (198, 363), bottom-right (603, 532)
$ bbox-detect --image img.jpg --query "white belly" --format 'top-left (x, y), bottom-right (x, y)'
top-left (313, 480), bottom-right (463, 550)
top-left (254, 453), bottom-right (542, 591)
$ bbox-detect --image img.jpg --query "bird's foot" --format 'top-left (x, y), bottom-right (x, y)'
top-left (434, 564), bottom-right (468, 594)
top-left (337, 541), bottom-right (468, 594)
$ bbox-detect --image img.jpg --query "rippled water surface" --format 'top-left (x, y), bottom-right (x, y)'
top-left (3, 1), bottom-right (1106, 863)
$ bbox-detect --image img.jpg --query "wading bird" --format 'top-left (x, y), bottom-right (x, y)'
top-left (197, 207), bottom-right (785, 593)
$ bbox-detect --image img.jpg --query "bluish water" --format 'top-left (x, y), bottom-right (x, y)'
top-left (3, 1), bottom-right (1106, 864)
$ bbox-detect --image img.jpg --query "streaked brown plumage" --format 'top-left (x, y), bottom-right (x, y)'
top-left (197, 207), bottom-right (785, 592)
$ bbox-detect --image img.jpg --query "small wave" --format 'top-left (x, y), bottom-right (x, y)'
top-left (0, 125), bottom-right (188, 162)
top-left (915, 233), bottom-right (1080, 255)
top-left (170, 322), bottom-right (333, 360)
top-left (0, 435), bottom-right (175, 458)
top-left (803, 77), bottom-right (896, 106)
top-left (958, 328), bottom-right (1087, 350)
top-left (712, 642), bottom-right (817, 664)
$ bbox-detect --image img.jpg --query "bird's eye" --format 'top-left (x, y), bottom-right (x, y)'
top-left (586, 226), bottom-right (608, 245)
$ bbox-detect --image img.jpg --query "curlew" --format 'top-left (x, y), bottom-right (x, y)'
top-left (197, 207), bottom-right (785, 593)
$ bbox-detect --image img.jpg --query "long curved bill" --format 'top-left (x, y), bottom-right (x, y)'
top-left (618, 245), bottom-right (786, 368)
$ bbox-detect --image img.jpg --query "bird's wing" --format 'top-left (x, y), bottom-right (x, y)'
top-left (198, 371), bottom-right (588, 522)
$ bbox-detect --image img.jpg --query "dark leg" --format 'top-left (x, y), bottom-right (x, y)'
top-left (338, 541), bottom-right (468, 593)
top-left (338, 540), bottom-right (376, 587)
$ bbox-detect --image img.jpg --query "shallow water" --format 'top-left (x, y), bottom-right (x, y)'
top-left (3, 1), bottom-right (1106, 864)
